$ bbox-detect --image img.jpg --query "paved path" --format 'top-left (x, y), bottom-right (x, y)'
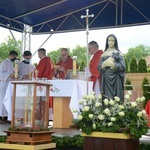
top-left (0, 124), bottom-right (10, 136)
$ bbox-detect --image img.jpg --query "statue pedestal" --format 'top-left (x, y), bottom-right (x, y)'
top-left (82, 132), bottom-right (139, 150)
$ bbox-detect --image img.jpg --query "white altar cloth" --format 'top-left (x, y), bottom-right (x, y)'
top-left (3, 80), bottom-right (93, 120)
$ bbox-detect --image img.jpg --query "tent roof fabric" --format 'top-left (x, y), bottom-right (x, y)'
top-left (0, 0), bottom-right (149, 34)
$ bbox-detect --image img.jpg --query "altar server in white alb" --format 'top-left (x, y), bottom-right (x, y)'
top-left (0, 50), bottom-right (18, 124)
top-left (19, 51), bottom-right (35, 80)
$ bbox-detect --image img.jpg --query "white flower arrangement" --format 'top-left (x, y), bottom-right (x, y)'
top-left (73, 91), bottom-right (148, 138)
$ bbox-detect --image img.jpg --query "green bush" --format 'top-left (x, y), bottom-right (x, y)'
top-left (0, 136), bottom-right (6, 143)
top-left (138, 58), bottom-right (147, 73)
top-left (130, 57), bottom-right (137, 73)
top-left (52, 135), bottom-right (83, 149)
top-left (124, 55), bottom-right (129, 73)
top-left (140, 143), bottom-right (150, 150)
top-left (142, 77), bottom-right (150, 108)
top-left (1, 135), bottom-right (150, 150)
top-left (125, 78), bottom-right (133, 90)
top-left (79, 61), bottom-right (85, 71)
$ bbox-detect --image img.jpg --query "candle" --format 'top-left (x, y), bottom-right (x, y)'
top-left (14, 60), bottom-right (19, 79)
top-left (72, 56), bottom-right (77, 77)
top-left (29, 72), bottom-right (32, 80)
top-left (35, 69), bottom-right (39, 79)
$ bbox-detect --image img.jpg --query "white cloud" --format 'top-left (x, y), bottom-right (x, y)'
top-left (0, 24), bottom-right (150, 63)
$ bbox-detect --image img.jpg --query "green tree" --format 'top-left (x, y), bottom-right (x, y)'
top-left (125, 44), bottom-right (150, 63)
top-left (130, 57), bottom-right (137, 73)
top-left (124, 55), bottom-right (129, 73)
top-left (125, 78), bottom-right (133, 90)
top-left (0, 36), bottom-right (21, 62)
top-left (71, 45), bottom-right (88, 70)
top-left (47, 48), bottom-right (71, 65)
top-left (48, 45), bottom-right (88, 70)
top-left (138, 58), bottom-right (147, 73)
top-left (142, 77), bottom-right (150, 108)
top-left (79, 60), bottom-right (86, 71)
top-left (47, 49), bottom-right (60, 65)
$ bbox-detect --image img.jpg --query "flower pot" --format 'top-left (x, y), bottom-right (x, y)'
top-left (82, 132), bottom-right (139, 150)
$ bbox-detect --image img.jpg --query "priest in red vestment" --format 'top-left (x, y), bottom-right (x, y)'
top-left (36, 48), bottom-right (54, 79)
top-left (35, 48), bottom-right (54, 120)
top-left (88, 41), bottom-right (103, 94)
top-left (55, 48), bottom-right (78, 79)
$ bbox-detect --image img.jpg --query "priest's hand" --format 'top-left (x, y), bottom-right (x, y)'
top-left (22, 75), bottom-right (29, 79)
top-left (88, 77), bottom-right (91, 81)
top-left (57, 66), bottom-right (65, 72)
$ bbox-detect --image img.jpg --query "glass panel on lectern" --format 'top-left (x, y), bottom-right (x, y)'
top-left (14, 83), bottom-right (47, 128)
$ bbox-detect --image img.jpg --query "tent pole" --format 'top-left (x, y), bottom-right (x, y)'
top-left (32, 29), bottom-right (54, 57)
top-left (8, 27), bottom-right (21, 52)
top-left (86, 26), bottom-right (89, 95)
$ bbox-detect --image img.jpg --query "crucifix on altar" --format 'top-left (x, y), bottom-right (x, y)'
top-left (81, 9), bottom-right (94, 94)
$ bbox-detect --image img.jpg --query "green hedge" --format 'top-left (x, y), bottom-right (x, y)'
top-left (1, 135), bottom-right (150, 150)
top-left (0, 135), bottom-right (83, 150)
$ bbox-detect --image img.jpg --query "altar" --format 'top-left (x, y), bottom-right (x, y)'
top-left (4, 80), bottom-right (93, 128)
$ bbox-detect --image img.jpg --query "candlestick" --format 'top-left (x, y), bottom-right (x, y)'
top-left (35, 69), bottom-right (39, 79)
top-left (14, 59), bottom-right (19, 79)
top-left (29, 72), bottom-right (32, 80)
top-left (72, 56), bottom-right (77, 78)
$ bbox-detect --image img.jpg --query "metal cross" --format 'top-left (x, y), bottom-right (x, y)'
top-left (81, 9), bottom-right (94, 94)
top-left (81, 9), bottom-right (94, 33)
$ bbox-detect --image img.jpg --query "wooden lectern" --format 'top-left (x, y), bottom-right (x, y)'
top-left (53, 97), bottom-right (73, 128)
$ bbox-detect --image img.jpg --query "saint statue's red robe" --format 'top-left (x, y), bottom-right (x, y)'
top-left (36, 56), bottom-right (54, 79)
top-left (57, 56), bottom-right (78, 79)
top-left (89, 50), bottom-right (103, 89)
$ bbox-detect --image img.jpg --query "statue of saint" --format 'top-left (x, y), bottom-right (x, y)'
top-left (98, 34), bottom-right (125, 102)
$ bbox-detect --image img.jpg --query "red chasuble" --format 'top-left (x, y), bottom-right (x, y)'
top-left (36, 56), bottom-right (54, 79)
top-left (89, 50), bottom-right (103, 88)
top-left (57, 56), bottom-right (75, 79)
